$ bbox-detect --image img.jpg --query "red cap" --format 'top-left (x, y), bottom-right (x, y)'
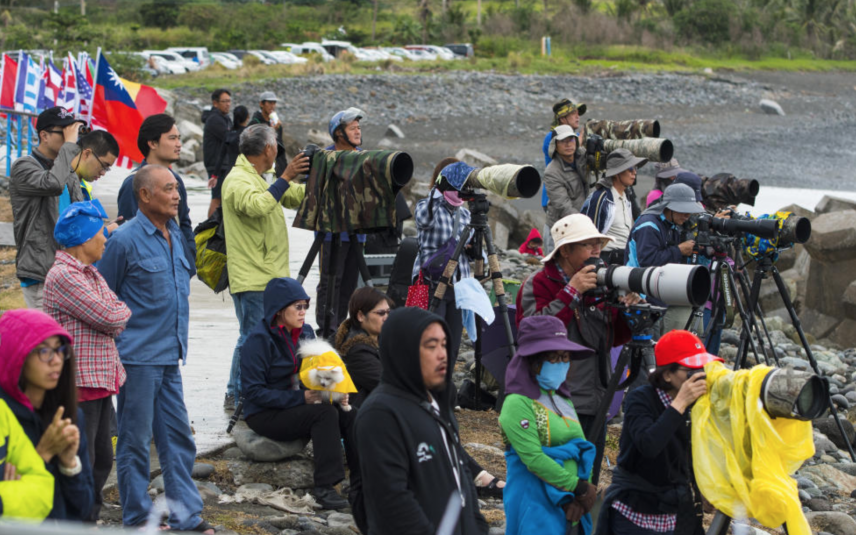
top-left (655, 330), bottom-right (723, 369)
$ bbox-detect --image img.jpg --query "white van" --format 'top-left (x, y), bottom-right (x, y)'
top-left (167, 47), bottom-right (211, 69)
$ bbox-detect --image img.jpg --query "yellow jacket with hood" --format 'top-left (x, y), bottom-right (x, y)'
top-left (0, 398), bottom-right (54, 520)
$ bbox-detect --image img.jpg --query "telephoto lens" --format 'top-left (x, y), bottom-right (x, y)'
top-left (596, 263), bottom-right (711, 308)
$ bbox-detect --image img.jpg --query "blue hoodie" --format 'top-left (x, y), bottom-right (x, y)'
top-left (240, 278), bottom-right (316, 418)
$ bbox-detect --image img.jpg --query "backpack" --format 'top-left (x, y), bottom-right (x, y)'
top-left (193, 207), bottom-right (229, 293)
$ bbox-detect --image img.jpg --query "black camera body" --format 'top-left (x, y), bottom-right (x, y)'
top-left (299, 143), bottom-right (320, 172)
top-left (585, 134), bottom-right (607, 174)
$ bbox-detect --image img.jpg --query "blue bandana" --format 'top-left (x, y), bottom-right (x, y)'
top-left (54, 199), bottom-right (108, 248)
top-left (438, 161), bottom-right (477, 191)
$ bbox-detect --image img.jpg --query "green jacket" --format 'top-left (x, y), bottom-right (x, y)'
top-left (221, 154), bottom-right (305, 293)
top-left (0, 399), bottom-right (54, 520)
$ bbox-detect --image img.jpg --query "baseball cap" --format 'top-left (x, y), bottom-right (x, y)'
top-left (661, 183), bottom-right (705, 214)
top-left (259, 91), bottom-right (279, 102)
top-left (653, 158), bottom-right (686, 180)
top-left (655, 330), bottom-right (723, 369)
top-left (553, 99), bottom-right (587, 118)
top-left (36, 107), bottom-right (83, 132)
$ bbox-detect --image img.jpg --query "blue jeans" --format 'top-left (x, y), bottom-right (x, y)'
top-left (117, 365), bottom-right (202, 530)
top-left (228, 291), bottom-right (265, 400)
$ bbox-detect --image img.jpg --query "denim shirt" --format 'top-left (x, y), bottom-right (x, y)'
top-left (99, 210), bottom-right (192, 365)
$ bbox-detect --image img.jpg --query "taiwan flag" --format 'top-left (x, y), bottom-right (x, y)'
top-left (91, 52), bottom-right (147, 163)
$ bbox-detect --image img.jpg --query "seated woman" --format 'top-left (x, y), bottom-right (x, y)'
top-left (240, 277), bottom-right (359, 512)
top-left (0, 309), bottom-right (94, 521)
top-left (334, 287), bottom-right (394, 407)
top-left (499, 315), bottom-right (598, 535)
top-left (596, 330), bottom-right (716, 535)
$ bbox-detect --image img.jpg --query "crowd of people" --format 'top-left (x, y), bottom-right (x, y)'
top-left (0, 91), bottom-right (736, 535)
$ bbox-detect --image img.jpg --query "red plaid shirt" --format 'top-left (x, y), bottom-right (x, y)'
top-left (43, 251), bottom-right (130, 392)
top-left (611, 388), bottom-right (678, 533)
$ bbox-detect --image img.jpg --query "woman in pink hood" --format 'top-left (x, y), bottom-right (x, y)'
top-left (0, 308), bottom-right (94, 521)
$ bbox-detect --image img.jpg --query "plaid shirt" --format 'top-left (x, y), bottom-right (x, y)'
top-left (43, 251), bottom-right (130, 391)
top-left (611, 388), bottom-right (678, 533)
top-left (412, 191), bottom-right (472, 281)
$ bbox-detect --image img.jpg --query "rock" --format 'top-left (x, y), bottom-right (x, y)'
top-left (376, 138), bottom-right (400, 150)
top-left (195, 480), bottom-right (222, 495)
top-left (799, 489), bottom-right (811, 502)
top-left (800, 464), bottom-right (856, 494)
top-left (307, 128), bottom-right (333, 147)
top-left (326, 512), bottom-right (356, 529)
top-left (843, 281), bottom-right (856, 322)
top-left (815, 195), bottom-right (856, 215)
top-left (759, 99), bottom-right (785, 116)
top-left (831, 394), bottom-right (851, 410)
top-left (234, 428), bottom-right (308, 461)
top-left (805, 511), bottom-right (856, 535)
top-left (178, 144), bottom-right (197, 166)
top-left (197, 484), bottom-right (220, 505)
top-left (192, 463), bottom-right (216, 479)
top-left (222, 447), bottom-right (244, 460)
top-left (385, 124), bottom-right (405, 138)
top-left (804, 212), bottom-right (856, 263)
top-left (182, 161), bottom-right (208, 179)
top-left (814, 419), bottom-right (856, 451)
top-left (150, 474), bottom-right (164, 492)
top-left (455, 148), bottom-right (497, 167)
top-left (229, 458), bottom-right (315, 489)
top-left (780, 356), bottom-right (810, 370)
top-left (814, 434), bottom-right (839, 454)
top-left (720, 329), bottom-right (740, 346)
top-left (801, 309), bottom-right (842, 340)
top-left (821, 454), bottom-right (839, 463)
top-left (831, 462), bottom-right (856, 477)
top-left (177, 120), bottom-right (204, 143)
top-left (846, 391), bottom-right (856, 403)
top-left (797, 476), bottom-right (817, 489)
top-left (807, 498), bottom-right (834, 511)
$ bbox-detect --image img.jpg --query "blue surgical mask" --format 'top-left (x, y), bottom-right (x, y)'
top-left (536, 361), bottom-right (570, 391)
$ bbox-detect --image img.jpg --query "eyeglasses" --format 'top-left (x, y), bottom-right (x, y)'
top-left (371, 309), bottom-right (391, 318)
top-left (92, 152), bottom-right (112, 174)
top-left (546, 351), bottom-right (572, 364)
top-left (32, 344), bottom-right (70, 363)
top-left (290, 303), bottom-right (310, 311)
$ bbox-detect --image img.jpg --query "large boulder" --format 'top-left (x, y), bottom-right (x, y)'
top-left (307, 128), bottom-right (333, 147)
top-left (804, 256), bottom-right (856, 319)
top-left (455, 148), bottom-right (497, 168)
top-left (842, 280), bottom-right (856, 321)
top-left (759, 99), bottom-right (785, 116)
top-left (228, 458), bottom-right (315, 489)
top-left (177, 120), bottom-right (204, 144)
top-left (803, 211), bottom-right (856, 263)
top-left (814, 195), bottom-right (856, 215)
top-left (827, 318), bottom-right (856, 349)
top-left (234, 428), bottom-right (308, 462)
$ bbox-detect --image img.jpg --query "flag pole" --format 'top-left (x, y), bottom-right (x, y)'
top-left (89, 47), bottom-right (101, 127)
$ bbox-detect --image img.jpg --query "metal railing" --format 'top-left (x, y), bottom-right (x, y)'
top-left (0, 108), bottom-right (40, 178)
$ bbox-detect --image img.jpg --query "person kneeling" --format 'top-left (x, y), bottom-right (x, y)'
top-left (596, 330), bottom-right (717, 535)
top-left (240, 277), bottom-right (359, 511)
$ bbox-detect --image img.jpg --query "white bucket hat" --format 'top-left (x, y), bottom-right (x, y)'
top-left (542, 214), bottom-right (613, 264)
top-left (548, 125), bottom-right (579, 159)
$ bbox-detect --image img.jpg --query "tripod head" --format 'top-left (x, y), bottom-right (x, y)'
top-left (619, 303), bottom-right (666, 374)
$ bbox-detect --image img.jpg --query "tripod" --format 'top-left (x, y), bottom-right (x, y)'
top-left (735, 253), bottom-right (856, 462)
top-left (428, 191), bottom-right (516, 409)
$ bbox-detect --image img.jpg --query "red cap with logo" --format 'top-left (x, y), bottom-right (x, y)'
top-left (654, 330), bottom-right (723, 369)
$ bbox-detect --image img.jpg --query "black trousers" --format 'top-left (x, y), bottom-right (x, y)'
top-left (79, 396), bottom-right (116, 522)
top-left (432, 285), bottom-right (464, 367)
top-left (246, 403), bottom-right (360, 489)
top-left (316, 239), bottom-right (361, 338)
top-left (578, 413), bottom-right (607, 487)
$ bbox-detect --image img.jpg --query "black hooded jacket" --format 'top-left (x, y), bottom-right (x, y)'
top-left (355, 308), bottom-right (488, 535)
top-left (240, 278), bottom-right (315, 419)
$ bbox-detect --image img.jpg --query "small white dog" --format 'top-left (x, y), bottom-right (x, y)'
top-left (298, 340), bottom-right (352, 411)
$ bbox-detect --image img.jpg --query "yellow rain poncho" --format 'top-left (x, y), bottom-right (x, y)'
top-left (298, 347), bottom-right (357, 394)
top-left (692, 361), bottom-right (814, 534)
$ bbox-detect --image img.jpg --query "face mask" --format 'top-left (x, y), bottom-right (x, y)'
top-left (536, 361), bottom-right (570, 391)
top-left (443, 190), bottom-right (463, 207)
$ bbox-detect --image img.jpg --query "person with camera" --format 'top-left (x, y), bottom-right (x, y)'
top-left (646, 158), bottom-right (686, 208)
top-left (221, 125), bottom-right (310, 410)
top-left (202, 88), bottom-right (233, 218)
top-left (625, 183), bottom-right (705, 334)
top-left (595, 330), bottom-right (717, 535)
top-left (581, 148), bottom-right (647, 266)
top-left (10, 107), bottom-right (87, 309)
top-left (355, 307), bottom-right (489, 535)
top-left (517, 214), bottom-right (638, 485)
top-left (315, 107), bottom-right (367, 338)
top-left (499, 315), bottom-right (598, 535)
top-left (543, 126), bottom-right (590, 254)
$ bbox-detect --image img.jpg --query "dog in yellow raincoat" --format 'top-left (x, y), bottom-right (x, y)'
top-left (298, 340), bottom-right (357, 411)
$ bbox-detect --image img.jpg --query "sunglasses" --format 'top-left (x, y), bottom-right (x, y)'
top-left (32, 344), bottom-right (70, 363)
top-left (290, 303), bottom-right (310, 311)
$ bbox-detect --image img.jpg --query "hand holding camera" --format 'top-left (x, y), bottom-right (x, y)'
top-left (672, 372), bottom-right (707, 414)
top-left (283, 152), bottom-right (311, 182)
top-left (569, 264), bottom-right (598, 294)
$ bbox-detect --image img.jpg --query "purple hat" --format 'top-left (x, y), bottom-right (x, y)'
top-left (505, 316), bottom-right (593, 400)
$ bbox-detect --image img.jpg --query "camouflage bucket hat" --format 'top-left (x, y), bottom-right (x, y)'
top-left (553, 99), bottom-right (587, 119)
top-left (653, 158), bottom-right (686, 180)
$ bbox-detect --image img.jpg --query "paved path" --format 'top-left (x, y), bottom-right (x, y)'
top-left (0, 222), bottom-right (13, 247)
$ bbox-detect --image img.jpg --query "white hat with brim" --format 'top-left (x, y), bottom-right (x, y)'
top-left (542, 214), bottom-right (614, 264)
top-left (548, 125), bottom-right (579, 159)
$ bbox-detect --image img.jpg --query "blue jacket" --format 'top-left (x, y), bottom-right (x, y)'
top-left (504, 438), bottom-right (596, 535)
top-left (541, 130), bottom-right (553, 207)
top-left (240, 278), bottom-right (316, 418)
top-left (116, 160), bottom-right (196, 275)
top-left (581, 182), bottom-right (615, 236)
top-left (624, 213), bottom-right (683, 306)
top-left (0, 390), bottom-right (93, 521)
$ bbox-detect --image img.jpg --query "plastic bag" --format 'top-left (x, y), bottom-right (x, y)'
top-left (692, 361), bottom-right (814, 534)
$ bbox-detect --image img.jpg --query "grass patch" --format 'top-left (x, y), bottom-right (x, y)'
top-left (0, 248), bottom-right (23, 312)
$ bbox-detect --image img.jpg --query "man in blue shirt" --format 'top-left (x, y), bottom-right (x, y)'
top-left (99, 165), bottom-right (213, 534)
top-left (116, 114), bottom-right (196, 272)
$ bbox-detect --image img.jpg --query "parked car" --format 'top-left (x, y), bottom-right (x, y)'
top-left (139, 51), bottom-right (188, 74)
top-left (445, 43), bottom-right (475, 58)
top-left (384, 47), bottom-right (421, 61)
top-left (403, 47), bottom-right (437, 61)
top-left (142, 50), bottom-right (199, 72)
top-left (295, 42), bottom-right (336, 62)
top-left (361, 47), bottom-right (402, 62)
top-left (210, 52), bottom-right (241, 70)
top-left (167, 47), bottom-right (212, 69)
top-left (321, 40), bottom-right (373, 61)
top-left (406, 45), bottom-right (454, 61)
top-left (233, 50), bottom-right (277, 65)
top-left (266, 50), bottom-right (309, 65)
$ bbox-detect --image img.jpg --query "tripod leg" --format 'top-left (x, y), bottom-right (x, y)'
top-left (770, 266), bottom-right (856, 462)
top-left (706, 512), bottom-right (732, 535)
top-left (736, 266), bottom-right (765, 370)
top-left (428, 226), bottom-right (474, 313)
top-left (684, 307), bottom-right (704, 336)
top-left (353, 239), bottom-right (374, 288)
top-left (724, 266), bottom-right (766, 366)
top-left (322, 235), bottom-right (340, 338)
top-left (296, 232), bottom-right (325, 285)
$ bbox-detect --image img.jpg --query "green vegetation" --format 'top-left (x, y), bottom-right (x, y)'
top-left (0, 0), bottom-right (855, 82)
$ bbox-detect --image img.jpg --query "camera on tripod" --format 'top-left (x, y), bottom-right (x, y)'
top-left (435, 162), bottom-right (542, 200)
top-left (582, 257), bottom-right (711, 308)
